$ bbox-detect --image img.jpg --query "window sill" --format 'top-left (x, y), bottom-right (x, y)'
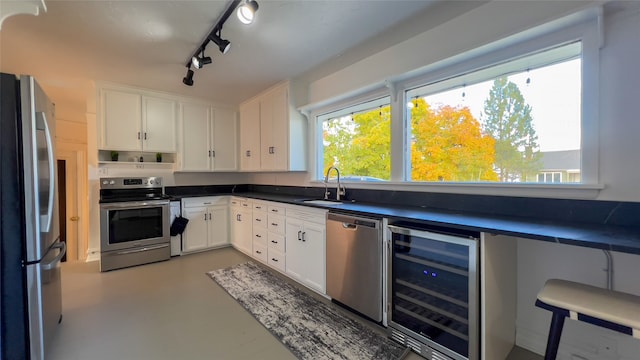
top-left (311, 180), bottom-right (604, 200)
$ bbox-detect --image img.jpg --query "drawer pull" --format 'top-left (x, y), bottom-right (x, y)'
top-left (271, 240), bottom-right (278, 244)
top-left (271, 258), bottom-right (278, 262)
top-left (256, 250), bottom-right (262, 254)
top-left (271, 223), bottom-right (278, 226)
top-left (256, 234), bottom-right (262, 238)
top-left (256, 219), bottom-right (262, 222)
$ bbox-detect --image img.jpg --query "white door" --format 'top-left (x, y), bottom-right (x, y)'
top-left (142, 96), bottom-right (177, 152)
top-left (181, 103), bottom-right (211, 171)
top-left (101, 90), bottom-right (141, 150)
top-left (239, 99), bottom-right (261, 171)
top-left (285, 218), bottom-right (304, 282)
top-left (208, 206), bottom-right (229, 247)
top-left (270, 86), bottom-right (289, 171)
top-left (182, 207), bottom-right (208, 252)
top-left (212, 108), bottom-right (237, 171)
top-left (302, 221), bottom-right (326, 293)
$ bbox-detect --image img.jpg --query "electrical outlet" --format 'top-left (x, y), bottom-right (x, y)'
top-left (97, 167), bottom-right (108, 176)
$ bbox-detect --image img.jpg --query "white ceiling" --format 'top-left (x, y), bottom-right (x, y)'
top-left (0, 0), bottom-right (457, 118)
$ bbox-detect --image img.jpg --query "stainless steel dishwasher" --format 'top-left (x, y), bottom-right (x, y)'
top-left (326, 212), bottom-right (382, 322)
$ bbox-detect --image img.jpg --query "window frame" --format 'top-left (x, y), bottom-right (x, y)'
top-left (309, 10), bottom-right (603, 199)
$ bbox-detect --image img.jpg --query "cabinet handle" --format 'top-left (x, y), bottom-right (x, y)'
top-left (271, 223), bottom-right (278, 227)
top-left (256, 206), bottom-right (262, 209)
top-left (246, 150), bottom-right (251, 157)
top-left (144, 132), bottom-right (147, 140)
top-left (302, 231), bottom-right (306, 242)
top-left (203, 202), bottom-right (212, 205)
top-left (137, 132), bottom-right (141, 140)
top-left (237, 214), bottom-right (241, 221)
top-left (271, 209), bottom-right (278, 213)
top-left (204, 213), bottom-right (207, 221)
top-left (209, 213), bottom-right (212, 220)
top-left (256, 234), bottom-right (262, 238)
top-left (271, 258), bottom-right (278, 262)
top-left (256, 250), bottom-right (262, 254)
top-left (211, 150), bottom-right (215, 157)
top-left (268, 146), bottom-right (275, 154)
top-left (208, 150), bottom-right (211, 157)
top-left (297, 230), bottom-right (301, 241)
top-left (256, 218), bottom-right (261, 222)
top-left (271, 240), bottom-right (277, 244)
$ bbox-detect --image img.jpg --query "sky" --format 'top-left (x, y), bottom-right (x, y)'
top-left (419, 59), bottom-right (581, 152)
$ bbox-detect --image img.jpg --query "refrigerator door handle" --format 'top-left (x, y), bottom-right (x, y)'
top-left (41, 241), bottom-right (66, 271)
top-left (36, 111), bottom-right (55, 233)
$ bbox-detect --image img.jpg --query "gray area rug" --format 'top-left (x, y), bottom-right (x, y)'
top-left (208, 262), bottom-right (408, 360)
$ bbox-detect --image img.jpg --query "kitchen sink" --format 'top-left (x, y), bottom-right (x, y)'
top-left (301, 199), bottom-right (343, 206)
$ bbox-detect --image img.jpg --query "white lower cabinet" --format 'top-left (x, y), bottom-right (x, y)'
top-left (230, 197), bottom-right (252, 256)
top-left (285, 206), bottom-right (327, 294)
top-left (181, 197), bottom-right (229, 253)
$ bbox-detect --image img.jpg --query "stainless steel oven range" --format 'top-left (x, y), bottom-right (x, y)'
top-left (99, 177), bottom-right (171, 272)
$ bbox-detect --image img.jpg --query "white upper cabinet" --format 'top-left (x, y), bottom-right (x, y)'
top-left (239, 81), bottom-right (306, 172)
top-left (99, 88), bottom-right (177, 153)
top-left (142, 96), bottom-right (177, 152)
top-left (178, 102), bottom-right (238, 172)
top-left (239, 97), bottom-right (261, 171)
top-left (212, 107), bottom-right (238, 171)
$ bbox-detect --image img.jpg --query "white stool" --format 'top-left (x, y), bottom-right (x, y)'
top-left (535, 279), bottom-right (640, 360)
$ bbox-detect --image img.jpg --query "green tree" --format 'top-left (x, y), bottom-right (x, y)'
top-left (322, 106), bottom-right (391, 179)
top-left (482, 77), bottom-right (541, 181)
top-left (411, 99), bottom-right (497, 181)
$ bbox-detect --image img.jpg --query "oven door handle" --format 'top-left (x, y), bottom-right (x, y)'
top-left (116, 243), bottom-right (169, 255)
top-left (100, 200), bottom-right (170, 209)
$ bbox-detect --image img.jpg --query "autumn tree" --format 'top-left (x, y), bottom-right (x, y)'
top-left (323, 105), bottom-right (391, 179)
top-left (410, 99), bottom-right (497, 181)
top-left (482, 77), bottom-right (541, 181)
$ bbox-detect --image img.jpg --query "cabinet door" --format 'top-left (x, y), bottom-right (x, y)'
top-left (212, 108), bottom-right (238, 171)
top-left (270, 86), bottom-right (289, 171)
top-left (285, 217), bottom-right (304, 282)
top-left (259, 93), bottom-right (275, 170)
top-left (182, 207), bottom-right (209, 252)
top-left (101, 90), bottom-right (141, 150)
top-left (180, 103), bottom-right (212, 171)
top-left (208, 206), bottom-right (229, 247)
top-left (142, 96), bottom-right (177, 152)
top-left (233, 208), bottom-right (253, 255)
top-left (302, 221), bottom-right (326, 294)
top-left (239, 99), bottom-right (261, 171)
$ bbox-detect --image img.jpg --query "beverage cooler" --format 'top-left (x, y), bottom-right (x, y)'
top-left (387, 223), bottom-right (479, 360)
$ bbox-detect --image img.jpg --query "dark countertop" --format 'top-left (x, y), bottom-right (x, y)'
top-left (165, 185), bottom-right (640, 255)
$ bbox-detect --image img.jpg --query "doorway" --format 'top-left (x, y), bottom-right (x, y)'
top-left (57, 160), bottom-right (67, 262)
top-left (56, 149), bottom-right (83, 261)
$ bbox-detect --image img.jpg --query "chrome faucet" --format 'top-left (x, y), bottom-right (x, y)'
top-left (324, 166), bottom-right (345, 201)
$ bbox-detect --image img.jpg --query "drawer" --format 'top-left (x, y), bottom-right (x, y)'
top-left (253, 212), bottom-right (267, 228)
top-left (253, 201), bottom-right (267, 212)
top-left (268, 232), bottom-right (285, 253)
top-left (230, 197), bottom-right (246, 207)
top-left (268, 204), bottom-right (286, 216)
top-left (182, 196), bottom-right (228, 208)
top-left (267, 249), bottom-right (285, 272)
top-left (268, 214), bottom-right (285, 234)
top-left (253, 227), bottom-right (267, 246)
top-left (252, 242), bottom-right (268, 263)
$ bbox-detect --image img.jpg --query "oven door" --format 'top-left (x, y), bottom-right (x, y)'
top-left (100, 200), bottom-right (170, 252)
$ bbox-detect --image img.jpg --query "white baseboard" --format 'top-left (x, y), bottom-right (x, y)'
top-left (85, 247), bottom-right (100, 262)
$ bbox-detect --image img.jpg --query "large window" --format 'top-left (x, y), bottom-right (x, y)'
top-left (318, 97), bottom-right (391, 181)
top-left (406, 43), bottom-right (581, 183)
top-left (313, 20), bottom-right (597, 191)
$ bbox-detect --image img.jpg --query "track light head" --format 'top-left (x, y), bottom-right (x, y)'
top-left (191, 53), bottom-right (212, 69)
top-left (208, 33), bottom-right (231, 54)
top-left (237, 0), bottom-right (259, 25)
top-left (182, 68), bottom-right (194, 86)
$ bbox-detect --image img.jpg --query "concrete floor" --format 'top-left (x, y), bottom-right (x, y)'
top-left (48, 247), bottom-right (542, 360)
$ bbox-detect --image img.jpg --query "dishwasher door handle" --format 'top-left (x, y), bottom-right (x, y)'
top-left (342, 222), bottom-right (357, 229)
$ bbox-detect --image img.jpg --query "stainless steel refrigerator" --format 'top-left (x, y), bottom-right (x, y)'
top-left (1, 73), bottom-right (66, 359)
